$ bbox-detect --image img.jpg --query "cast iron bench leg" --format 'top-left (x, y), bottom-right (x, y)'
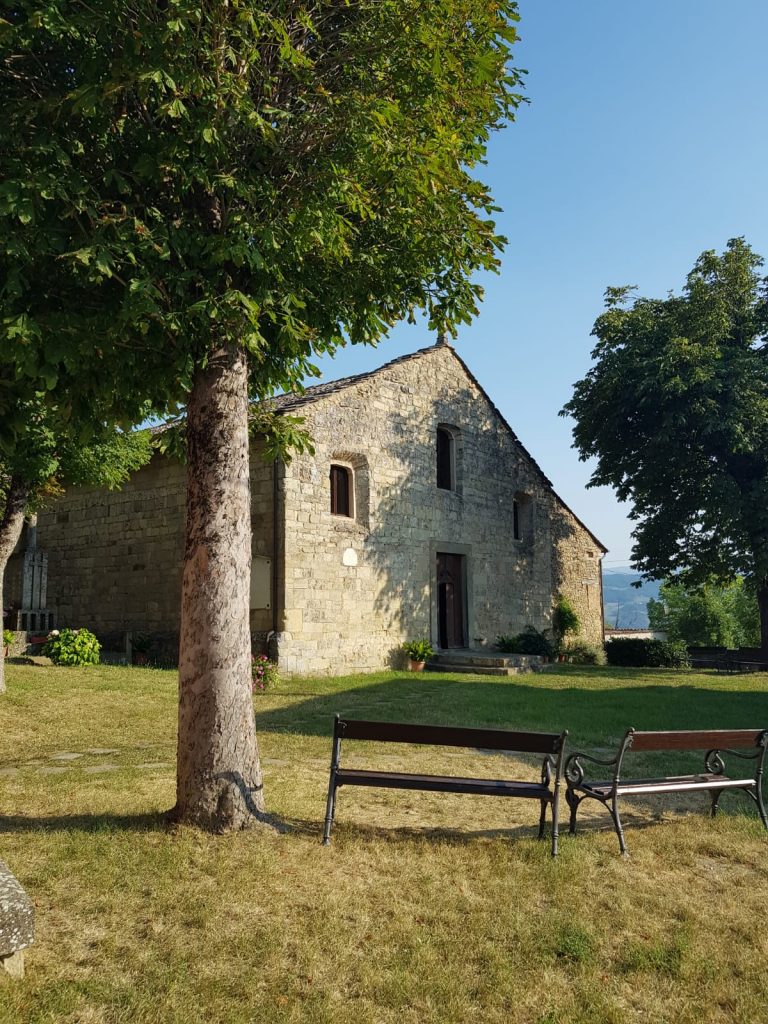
top-left (609, 797), bottom-right (628, 856)
top-left (322, 778), bottom-right (338, 846)
top-left (551, 788), bottom-right (560, 858)
top-left (565, 788), bottom-right (581, 835)
top-left (537, 799), bottom-right (547, 840)
top-left (748, 785), bottom-right (768, 829)
top-left (710, 790), bottom-right (722, 818)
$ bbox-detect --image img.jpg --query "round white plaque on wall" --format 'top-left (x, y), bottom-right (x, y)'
top-left (342, 547), bottom-right (358, 567)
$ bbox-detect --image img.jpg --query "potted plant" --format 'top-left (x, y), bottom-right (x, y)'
top-left (3, 629), bottom-right (13, 658)
top-left (401, 638), bottom-right (434, 672)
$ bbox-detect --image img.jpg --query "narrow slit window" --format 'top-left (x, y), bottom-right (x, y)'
top-left (330, 464), bottom-right (352, 517)
top-left (513, 492), bottom-right (533, 542)
top-left (436, 428), bottom-right (454, 490)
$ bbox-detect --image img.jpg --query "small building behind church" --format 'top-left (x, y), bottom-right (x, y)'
top-left (6, 341), bottom-right (605, 673)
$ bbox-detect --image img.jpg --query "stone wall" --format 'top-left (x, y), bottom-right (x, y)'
top-left (32, 453), bottom-right (187, 657)
top-left (275, 344), bottom-right (605, 675)
top-left (29, 444), bottom-right (275, 660)
top-left (550, 502), bottom-right (605, 647)
top-left (19, 345), bottom-right (604, 671)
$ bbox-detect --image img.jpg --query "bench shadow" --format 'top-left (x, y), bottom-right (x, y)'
top-left (269, 805), bottom-right (759, 847)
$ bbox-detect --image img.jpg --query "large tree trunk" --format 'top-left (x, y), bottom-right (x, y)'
top-left (758, 580), bottom-right (768, 653)
top-left (0, 478), bottom-right (29, 695)
top-left (174, 343), bottom-right (267, 830)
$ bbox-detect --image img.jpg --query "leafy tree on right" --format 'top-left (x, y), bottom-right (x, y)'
top-left (647, 578), bottom-right (760, 649)
top-left (563, 239), bottom-right (768, 648)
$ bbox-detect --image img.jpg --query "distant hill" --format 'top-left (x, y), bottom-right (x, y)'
top-left (602, 571), bottom-right (661, 629)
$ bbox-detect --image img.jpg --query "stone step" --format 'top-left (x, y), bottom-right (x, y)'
top-left (424, 662), bottom-right (527, 677)
top-left (429, 652), bottom-right (544, 669)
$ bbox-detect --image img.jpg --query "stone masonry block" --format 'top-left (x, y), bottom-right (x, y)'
top-left (0, 860), bottom-right (34, 979)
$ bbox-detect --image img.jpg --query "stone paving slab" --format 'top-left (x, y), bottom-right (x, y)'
top-left (36, 767), bottom-right (67, 775)
top-left (50, 752), bottom-right (83, 761)
top-left (84, 748), bottom-right (120, 755)
top-left (82, 764), bottom-right (119, 774)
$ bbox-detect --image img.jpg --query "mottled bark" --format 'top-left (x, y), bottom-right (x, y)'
top-left (174, 344), bottom-right (266, 830)
top-left (0, 478), bottom-right (29, 694)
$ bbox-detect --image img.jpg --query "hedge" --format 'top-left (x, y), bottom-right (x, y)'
top-left (605, 638), bottom-right (690, 668)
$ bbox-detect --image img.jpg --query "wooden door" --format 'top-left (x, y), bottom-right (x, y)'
top-left (437, 553), bottom-right (465, 649)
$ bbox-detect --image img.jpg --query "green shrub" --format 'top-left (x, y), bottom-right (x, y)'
top-left (401, 638), bottom-right (434, 662)
top-left (562, 641), bottom-right (605, 665)
top-left (43, 628), bottom-right (101, 666)
top-left (3, 629), bottom-right (13, 650)
top-left (605, 638), bottom-right (689, 668)
top-left (552, 594), bottom-right (580, 647)
top-left (251, 654), bottom-right (279, 693)
top-left (496, 626), bottom-right (554, 657)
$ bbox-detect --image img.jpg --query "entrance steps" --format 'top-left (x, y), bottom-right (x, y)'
top-left (426, 650), bottom-right (544, 676)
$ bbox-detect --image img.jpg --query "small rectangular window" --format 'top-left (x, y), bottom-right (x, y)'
top-left (513, 499), bottom-right (520, 541)
top-left (330, 465), bottom-right (352, 517)
top-left (436, 429), bottom-right (453, 490)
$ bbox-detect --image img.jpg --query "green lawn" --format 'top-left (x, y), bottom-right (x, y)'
top-left (1, 663), bottom-right (767, 1024)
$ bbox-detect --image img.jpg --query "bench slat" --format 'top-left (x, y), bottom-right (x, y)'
top-left (630, 729), bottom-right (764, 752)
top-left (337, 718), bottom-right (564, 754)
top-left (581, 775), bottom-right (755, 797)
top-left (336, 768), bottom-right (550, 799)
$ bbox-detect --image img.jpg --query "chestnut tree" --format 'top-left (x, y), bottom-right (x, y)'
top-left (1, 0), bottom-right (524, 829)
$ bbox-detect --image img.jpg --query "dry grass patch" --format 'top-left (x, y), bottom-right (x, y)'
top-left (0, 663), bottom-right (767, 1023)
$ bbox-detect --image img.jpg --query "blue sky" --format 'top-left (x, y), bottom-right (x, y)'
top-left (309, 0), bottom-right (768, 568)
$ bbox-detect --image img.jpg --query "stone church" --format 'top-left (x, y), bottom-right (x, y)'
top-left (7, 340), bottom-right (605, 673)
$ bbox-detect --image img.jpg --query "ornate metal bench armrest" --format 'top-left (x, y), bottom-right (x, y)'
top-left (540, 754), bottom-right (556, 788)
top-left (565, 750), bottom-right (619, 787)
top-left (705, 745), bottom-right (766, 776)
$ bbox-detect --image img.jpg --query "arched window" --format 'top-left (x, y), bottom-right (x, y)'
top-left (436, 427), bottom-right (455, 490)
top-left (330, 464), bottom-right (353, 517)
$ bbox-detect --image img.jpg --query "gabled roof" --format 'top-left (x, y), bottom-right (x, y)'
top-left (267, 342), bottom-right (607, 553)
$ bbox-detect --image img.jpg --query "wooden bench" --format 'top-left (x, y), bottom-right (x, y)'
top-left (322, 715), bottom-right (568, 855)
top-left (565, 728), bottom-right (768, 855)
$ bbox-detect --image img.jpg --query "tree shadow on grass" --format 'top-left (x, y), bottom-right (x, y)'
top-left (0, 810), bottom-right (169, 835)
top-left (257, 674), bottom-right (768, 833)
top-left (256, 674), bottom-right (768, 747)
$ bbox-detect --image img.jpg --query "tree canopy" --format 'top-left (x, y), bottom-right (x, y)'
top-left (647, 578), bottom-right (760, 649)
top-left (1, 0), bottom-right (524, 431)
top-left (563, 239), bottom-right (768, 646)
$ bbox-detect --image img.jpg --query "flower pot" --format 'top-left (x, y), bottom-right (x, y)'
top-left (408, 659), bottom-right (426, 672)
